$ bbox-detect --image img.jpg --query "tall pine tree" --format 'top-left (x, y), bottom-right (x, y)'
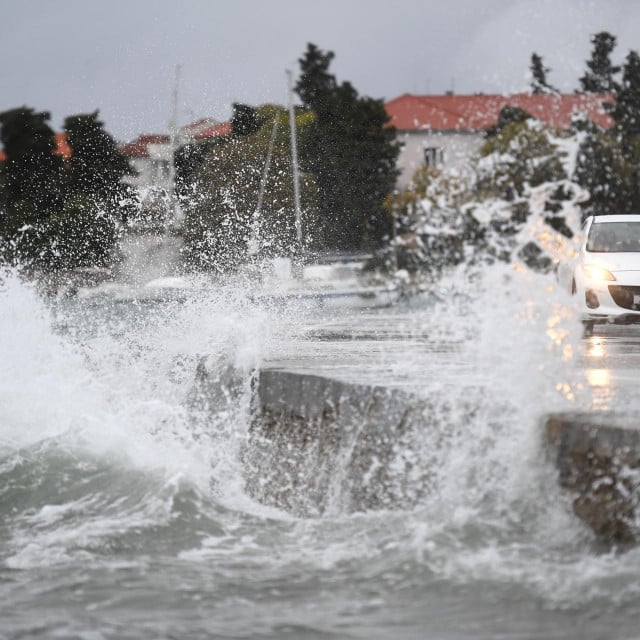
top-left (575, 49), bottom-right (640, 215)
top-left (295, 43), bottom-right (399, 251)
top-left (530, 53), bottom-right (557, 94)
top-left (609, 50), bottom-right (640, 140)
top-left (296, 44), bottom-right (336, 108)
top-left (579, 32), bottom-right (620, 93)
top-left (574, 131), bottom-right (637, 215)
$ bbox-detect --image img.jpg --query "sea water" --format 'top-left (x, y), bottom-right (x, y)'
top-left (2, 265), bottom-right (640, 640)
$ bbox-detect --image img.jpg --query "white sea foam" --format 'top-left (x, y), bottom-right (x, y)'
top-left (0, 270), bottom-right (275, 495)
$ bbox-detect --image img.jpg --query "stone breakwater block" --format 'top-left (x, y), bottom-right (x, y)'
top-left (545, 412), bottom-right (640, 543)
top-left (243, 370), bottom-right (451, 517)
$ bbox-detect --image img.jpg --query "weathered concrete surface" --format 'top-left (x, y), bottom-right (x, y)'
top-left (246, 370), bottom-right (640, 537)
top-left (193, 304), bottom-right (640, 536)
top-left (546, 412), bottom-right (640, 543)
top-left (242, 370), bottom-right (464, 517)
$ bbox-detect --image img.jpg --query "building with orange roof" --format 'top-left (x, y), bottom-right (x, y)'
top-left (120, 134), bottom-right (170, 159)
top-left (120, 120), bottom-right (231, 195)
top-left (192, 121), bottom-right (232, 140)
top-left (384, 93), bottom-right (614, 187)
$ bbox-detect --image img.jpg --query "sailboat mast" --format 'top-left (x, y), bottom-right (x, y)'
top-left (286, 69), bottom-right (303, 259)
top-left (167, 64), bottom-right (182, 228)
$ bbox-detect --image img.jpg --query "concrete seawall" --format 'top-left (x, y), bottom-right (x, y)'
top-left (242, 370), bottom-right (444, 517)
top-left (545, 412), bottom-right (640, 543)
top-left (250, 374), bottom-right (640, 539)
top-left (194, 356), bottom-right (640, 539)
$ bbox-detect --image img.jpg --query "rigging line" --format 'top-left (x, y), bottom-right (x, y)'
top-left (255, 117), bottom-right (280, 218)
top-left (248, 117), bottom-right (279, 256)
top-left (287, 69), bottom-right (303, 258)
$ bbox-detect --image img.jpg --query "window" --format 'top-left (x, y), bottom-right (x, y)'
top-left (587, 221), bottom-right (640, 253)
top-left (423, 147), bottom-right (444, 167)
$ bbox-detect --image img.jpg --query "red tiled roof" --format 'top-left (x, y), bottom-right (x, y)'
top-left (183, 117), bottom-right (218, 132)
top-left (185, 118), bottom-right (211, 129)
top-left (120, 134), bottom-right (170, 158)
top-left (193, 122), bottom-right (232, 140)
top-left (119, 121), bottom-right (231, 157)
top-left (385, 93), bottom-right (615, 131)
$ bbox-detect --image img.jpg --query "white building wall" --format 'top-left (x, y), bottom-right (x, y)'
top-left (122, 145), bottom-right (173, 192)
top-left (395, 130), bottom-right (484, 188)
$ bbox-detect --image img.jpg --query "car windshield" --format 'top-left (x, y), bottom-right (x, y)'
top-left (587, 221), bottom-right (640, 253)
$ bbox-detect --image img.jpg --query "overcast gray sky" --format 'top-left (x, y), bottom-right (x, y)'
top-left (1, 0), bottom-right (638, 142)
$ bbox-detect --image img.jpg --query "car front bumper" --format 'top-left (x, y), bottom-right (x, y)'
top-left (580, 278), bottom-right (640, 323)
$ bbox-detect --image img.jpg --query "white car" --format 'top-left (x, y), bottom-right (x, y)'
top-left (559, 214), bottom-right (640, 331)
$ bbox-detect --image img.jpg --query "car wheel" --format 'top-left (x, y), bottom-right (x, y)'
top-left (571, 279), bottom-right (577, 295)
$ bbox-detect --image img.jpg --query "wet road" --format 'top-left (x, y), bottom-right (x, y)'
top-left (263, 298), bottom-right (640, 423)
top-left (580, 326), bottom-right (640, 413)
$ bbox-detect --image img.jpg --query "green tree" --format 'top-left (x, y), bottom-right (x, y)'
top-left (609, 50), bottom-right (640, 140)
top-left (182, 106), bottom-right (318, 271)
top-left (576, 50), bottom-right (640, 215)
top-left (477, 119), bottom-right (566, 201)
top-left (295, 43), bottom-right (400, 251)
top-left (530, 53), bottom-right (557, 94)
top-left (0, 107), bottom-right (66, 268)
top-left (231, 103), bottom-right (262, 138)
top-left (485, 106), bottom-right (532, 138)
top-left (574, 130), bottom-right (638, 214)
top-left (0, 199), bottom-right (47, 268)
top-left (63, 111), bottom-right (131, 202)
top-left (0, 107), bottom-right (129, 272)
top-left (47, 111), bottom-right (132, 272)
top-left (296, 44), bottom-right (336, 108)
top-left (579, 31), bottom-right (620, 93)
top-left (43, 195), bottom-right (120, 271)
top-left (0, 106), bottom-right (64, 216)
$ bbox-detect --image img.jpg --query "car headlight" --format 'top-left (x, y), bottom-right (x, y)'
top-left (582, 264), bottom-right (616, 281)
